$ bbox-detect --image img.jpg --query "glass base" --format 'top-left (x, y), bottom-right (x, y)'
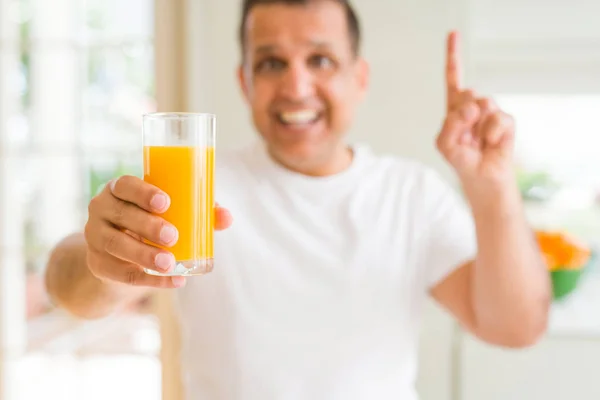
top-left (144, 258), bottom-right (214, 277)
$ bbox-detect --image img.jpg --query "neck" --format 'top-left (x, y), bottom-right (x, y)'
top-left (267, 145), bottom-right (354, 177)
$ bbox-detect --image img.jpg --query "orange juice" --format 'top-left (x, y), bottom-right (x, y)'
top-left (143, 145), bottom-right (215, 262)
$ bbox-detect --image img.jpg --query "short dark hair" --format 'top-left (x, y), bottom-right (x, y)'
top-left (238, 0), bottom-right (361, 59)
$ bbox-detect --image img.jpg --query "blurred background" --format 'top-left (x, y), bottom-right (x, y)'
top-left (0, 0), bottom-right (599, 399)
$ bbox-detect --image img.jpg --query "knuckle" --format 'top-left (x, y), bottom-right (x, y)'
top-left (109, 176), bottom-right (120, 193)
top-left (125, 269), bottom-right (145, 286)
top-left (478, 97), bottom-right (493, 109)
top-left (489, 112), bottom-right (503, 125)
top-left (125, 270), bottom-right (139, 286)
top-left (83, 222), bottom-right (93, 244)
top-left (137, 245), bottom-right (154, 269)
top-left (113, 175), bottom-right (131, 190)
top-left (83, 218), bottom-right (102, 250)
top-left (463, 89), bottom-right (476, 100)
top-left (104, 231), bottom-right (119, 255)
top-left (112, 199), bottom-right (128, 226)
top-left (85, 252), bottom-right (103, 278)
top-left (88, 195), bottom-right (101, 216)
top-left (436, 132), bottom-right (449, 152)
top-left (111, 175), bottom-right (140, 200)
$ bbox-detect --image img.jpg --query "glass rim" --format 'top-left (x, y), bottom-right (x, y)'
top-left (143, 112), bottom-right (216, 120)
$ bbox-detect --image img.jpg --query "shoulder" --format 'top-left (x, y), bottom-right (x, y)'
top-left (214, 141), bottom-right (271, 195)
top-left (215, 145), bottom-right (248, 170)
top-left (358, 146), bottom-right (467, 224)
top-left (360, 146), bottom-right (456, 198)
top-left (215, 142), bottom-right (257, 175)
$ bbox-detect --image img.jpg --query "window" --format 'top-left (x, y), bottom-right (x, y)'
top-left (498, 95), bottom-right (600, 241)
top-left (0, 0), bottom-right (162, 398)
top-left (468, 0), bottom-right (600, 244)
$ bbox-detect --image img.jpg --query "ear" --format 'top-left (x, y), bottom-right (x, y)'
top-left (237, 64), bottom-right (251, 103)
top-left (355, 57), bottom-right (370, 101)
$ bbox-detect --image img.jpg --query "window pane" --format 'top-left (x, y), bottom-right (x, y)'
top-left (83, 44), bottom-right (155, 151)
top-left (2, 1), bottom-right (160, 395)
top-left (499, 94), bottom-right (600, 239)
top-left (84, 151), bottom-right (143, 203)
top-left (1, 0), bottom-right (28, 149)
top-left (501, 95), bottom-right (600, 188)
top-left (84, 0), bottom-right (154, 42)
top-left (8, 153), bottom-right (82, 318)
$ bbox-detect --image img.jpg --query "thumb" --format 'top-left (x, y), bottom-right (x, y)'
top-left (215, 204), bottom-right (233, 231)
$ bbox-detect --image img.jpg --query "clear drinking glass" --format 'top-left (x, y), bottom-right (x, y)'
top-left (142, 112), bottom-right (215, 276)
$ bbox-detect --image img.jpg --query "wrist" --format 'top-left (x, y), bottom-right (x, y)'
top-left (462, 178), bottom-right (523, 218)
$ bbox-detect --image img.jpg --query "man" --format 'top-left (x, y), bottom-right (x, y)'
top-left (45, 0), bottom-right (551, 398)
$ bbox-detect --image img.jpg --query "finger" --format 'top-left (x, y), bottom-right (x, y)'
top-left (215, 206), bottom-right (233, 231)
top-left (437, 102), bottom-right (480, 153)
top-left (462, 89), bottom-right (477, 103)
top-left (85, 219), bottom-right (172, 271)
top-left (95, 194), bottom-right (178, 247)
top-left (450, 89), bottom-right (477, 112)
top-left (446, 31), bottom-right (463, 105)
top-left (96, 222), bottom-right (177, 273)
top-left (88, 251), bottom-right (186, 289)
top-left (473, 97), bottom-right (498, 138)
top-left (479, 111), bottom-right (515, 147)
top-left (109, 175), bottom-right (171, 214)
top-left (122, 229), bottom-right (142, 241)
top-left (459, 131), bottom-right (480, 148)
top-left (476, 97), bottom-right (498, 113)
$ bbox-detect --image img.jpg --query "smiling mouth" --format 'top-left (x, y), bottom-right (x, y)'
top-left (276, 110), bottom-right (322, 126)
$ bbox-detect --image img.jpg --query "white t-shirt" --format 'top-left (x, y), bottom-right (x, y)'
top-left (175, 141), bottom-right (477, 400)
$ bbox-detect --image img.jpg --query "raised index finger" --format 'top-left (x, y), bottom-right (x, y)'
top-left (446, 31), bottom-right (463, 104)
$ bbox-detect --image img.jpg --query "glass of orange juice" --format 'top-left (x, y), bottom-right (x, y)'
top-left (142, 112), bottom-right (215, 276)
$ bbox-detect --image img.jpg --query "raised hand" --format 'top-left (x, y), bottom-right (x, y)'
top-left (436, 31), bottom-right (516, 186)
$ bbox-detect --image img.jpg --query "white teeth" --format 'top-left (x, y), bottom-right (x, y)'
top-left (279, 110), bottom-right (319, 124)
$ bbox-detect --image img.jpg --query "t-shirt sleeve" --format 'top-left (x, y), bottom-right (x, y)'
top-left (414, 168), bottom-right (478, 290)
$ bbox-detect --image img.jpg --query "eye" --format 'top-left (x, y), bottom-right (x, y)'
top-left (255, 57), bottom-right (286, 73)
top-left (308, 54), bottom-right (335, 69)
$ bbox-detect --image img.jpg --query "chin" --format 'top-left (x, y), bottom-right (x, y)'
top-left (269, 140), bottom-right (323, 165)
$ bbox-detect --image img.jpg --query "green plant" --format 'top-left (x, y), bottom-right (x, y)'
top-left (516, 167), bottom-right (559, 202)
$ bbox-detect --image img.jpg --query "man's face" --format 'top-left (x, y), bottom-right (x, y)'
top-left (238, 1), bottom-right (369, 174)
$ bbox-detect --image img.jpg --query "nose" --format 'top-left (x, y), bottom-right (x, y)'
top-left (279, 61), bottom-right (315, 100)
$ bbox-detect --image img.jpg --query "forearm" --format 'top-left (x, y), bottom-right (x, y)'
top-left (44, 233), bottom-right (149, 319)
top-left (465, 181), bottom-right (551, 343)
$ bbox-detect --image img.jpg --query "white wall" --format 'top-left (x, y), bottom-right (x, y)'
top-left (469, 0), bottom-right (600, 94)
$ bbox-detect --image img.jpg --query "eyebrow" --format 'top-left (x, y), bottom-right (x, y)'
top-left (254, 40), bottom-right (333, 54)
